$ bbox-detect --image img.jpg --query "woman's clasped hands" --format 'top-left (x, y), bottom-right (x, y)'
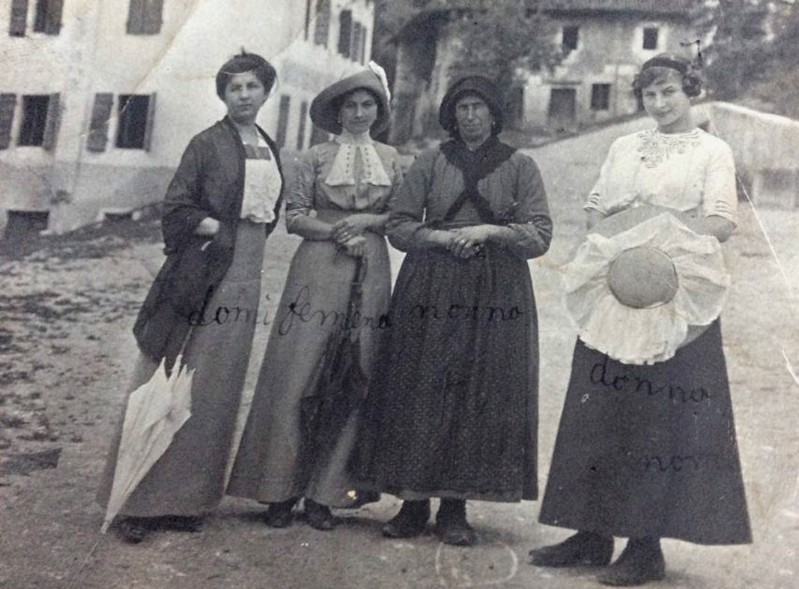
top-left (331, 213), bottom-right (379, 257)
top-left (446, 224), bottom-right (496, 259)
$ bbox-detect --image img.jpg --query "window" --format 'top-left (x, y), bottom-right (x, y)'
top-left (338, 10), bottom-right (353, 57)
top-left (643, 27), bottom-right (659, 50)
top-left (591, 84), bottom-right (611, 111)
top-left (33, 0), bottom-right (62, 35)
top-left (9, 0), bottom-right (28, 36)
top-left (562, 25), bottom-right (579, 52)
top-left (87, 93), bottom-right (114, 152)
top-left (127, 0), bottom-right (163, 35)
top-left (116, 94), bottom-right (156, 150)
top-left (276, 95), bottom-right (291, 149)
top-left (314, 0), bottom-right (330, 46)
top-left (18, 94), bottom-right (60, 148)
top-left (297, 101), bottom-right (308, 151)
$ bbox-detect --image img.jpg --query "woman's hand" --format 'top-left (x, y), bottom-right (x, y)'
top-left (332, 214), bottom-right (379, 243)
top-left (447, 225), bottom-right (495, 258)
top-left (341, 234), bottom-right (368, 257)
top-left (195, 217), bottom-right (221, 236)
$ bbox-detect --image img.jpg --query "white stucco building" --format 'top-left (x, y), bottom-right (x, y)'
top-left (0, 0), bottom-right (375, 236)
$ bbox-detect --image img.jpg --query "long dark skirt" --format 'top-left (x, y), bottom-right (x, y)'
top-left (538, 321), bottom-right (751, 544)
top-left (352, 246), bottom-right (539, 502)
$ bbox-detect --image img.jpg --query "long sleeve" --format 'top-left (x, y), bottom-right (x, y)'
top-left (386, 150), bottom-right (440, 252)
top-left (285, 148), bottom-right (318, 236)
top-left (584, 139), bottom-right (621, 216)
top-left (503, 156), bottom-right (553, 259)
top-left (161, 140), bottom-right (211, 252)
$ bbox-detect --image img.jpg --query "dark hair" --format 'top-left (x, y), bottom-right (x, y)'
top-left (439, 75), bottom-right (504, 139)
top-left (632, 53), bottom-right (703, 100)
top-left (330, 87), bottom-right (384, 127)
top-left (215, 51), bottom-right (277, 100)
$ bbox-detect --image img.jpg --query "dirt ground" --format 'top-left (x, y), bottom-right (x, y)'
top-left (0, 187), bottom-right (798, 588)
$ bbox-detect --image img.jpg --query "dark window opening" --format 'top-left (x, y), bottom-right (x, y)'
top-left (591, 84), bottom-right (611, 111)
top-left (32, 0), bottom-right (62, 35)
top-left (338, 10), bottom-right (353, 57)
top-left (276, 95), bottom-right (291, 149)
top-left (562, 25), bottom-right (579, 51)
top-left (127, 0), bottom-right (163, 35)
top-left (5, 210), bottom-right (49, 240)
top-left (116, 94), bottom-right (151, 149)
top-left (643, 27), bottom-right (659, 50)
top-left (18, 95), bottom-right (49, 146)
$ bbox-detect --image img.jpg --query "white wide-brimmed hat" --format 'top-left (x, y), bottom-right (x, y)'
top-left (562, 205), bottom-right (731, 365)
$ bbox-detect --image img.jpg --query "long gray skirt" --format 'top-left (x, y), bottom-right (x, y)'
top-left (227, 210), bottom-right (391, 507)
top-left (96, 220), bottom-right (265, 517)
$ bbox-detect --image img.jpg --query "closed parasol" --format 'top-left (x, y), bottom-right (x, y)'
top-left (101, 353), bottom-right (194, 533)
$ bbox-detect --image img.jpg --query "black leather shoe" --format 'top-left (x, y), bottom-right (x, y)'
top-left (263, 498), bottom-right (297, 528)
top-left (434, 499), bottom-right (477, 546)
top-left (305, 499), bottom-right (336, 531)
top-left (529, 531), bottom-right (614, 567)
top-left (597, 537), bottom-right (665, 586)
top-left (382, 500), bottom-right (431, 538)
top-left (115, 517), bottom-right (148, 544)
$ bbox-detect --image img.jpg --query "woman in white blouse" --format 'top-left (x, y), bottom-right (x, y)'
top-left (529, 54), bottom-right (751, 586)
top-left (228, 66), bottom-right (402, 531)
top-left (98, 52), bottom-right (284, 543)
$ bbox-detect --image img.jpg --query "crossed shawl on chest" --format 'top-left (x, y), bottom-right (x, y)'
top-left (437, 137), bottom-right (516, 225)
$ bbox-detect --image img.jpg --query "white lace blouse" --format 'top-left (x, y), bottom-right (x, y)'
top-left (584, 128), bottom-right (738, 224)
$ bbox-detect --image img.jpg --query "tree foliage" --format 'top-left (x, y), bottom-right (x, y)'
top-left (448, 0), bottom-right (563, 93)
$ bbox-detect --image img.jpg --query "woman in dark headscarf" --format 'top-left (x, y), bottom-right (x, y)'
top-left (97, 51), bottom-right (283, 543)
top-left (352, 75), bottom-right (552, 546)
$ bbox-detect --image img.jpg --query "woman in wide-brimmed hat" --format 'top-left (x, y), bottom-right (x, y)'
top-left (528, 54), bottom-right (751, 586)
top-left (227, 64), bottom-right (403, 531)
top-left (351, 74), bottom-right (552, 546)
top-left (97, 51), bottom-right (284, 543)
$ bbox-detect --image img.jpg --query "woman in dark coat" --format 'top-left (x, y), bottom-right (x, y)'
top-left (351, 75), bottom-right (552, 546)
top-left (97, 52), bottom-right (283, 543)
top-left (529, 54), bottom-right (751, 586)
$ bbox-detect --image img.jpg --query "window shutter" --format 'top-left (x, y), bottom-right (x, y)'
top-left (276, 95), bottom-right (290, 149)
top-left (9, 0), bottom-right (28, 36)
top-left (86, 93), bottom-right (113, 153)
top-left (297, 101), bottom-right (308, 151)
top-left (352, 22), bottom-right (362, 63)
top-left (45, 0), bottom-right (62, 35)
top-left (143, 0), bottom-right (163, 34)
top-left (127, 0), bottom-right (145, 34)
top-left (143, 93), bottom-right (156, 151)
top-left (0, 94), bottom-right (16, 149)
top-left (338, 10), bottom-right (352, 57)
top-left (42, 92), bottom-right (60, 151)
top-left (314, 0), bottom-right (330, 46)
top-left (360, 26), bottom-right (368, 63)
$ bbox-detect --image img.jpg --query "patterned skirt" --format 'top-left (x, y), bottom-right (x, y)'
top-left (351, 245), bottom-right (540, 502)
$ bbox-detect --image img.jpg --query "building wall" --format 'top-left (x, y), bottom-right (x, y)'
top-left (390, 9), bottom-right (695, 142)
top-left (0, 0), bottom-right (374, 235)
top-left (524, 14), bottom-right (694, 132)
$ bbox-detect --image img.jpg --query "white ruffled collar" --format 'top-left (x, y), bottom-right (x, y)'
top-left (325, 132), bottom-right (391, 187)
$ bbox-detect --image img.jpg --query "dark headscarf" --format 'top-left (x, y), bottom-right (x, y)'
top-left (215, 51), bottom-right (277, 100)
top-left (439, 75), bottom-right (504, 138)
